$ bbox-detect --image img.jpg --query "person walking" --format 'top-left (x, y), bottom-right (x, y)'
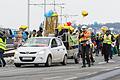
top-left (116, 34), bottom-right (120, 56)
top-left (79, 26), bottom-right (91, 67)
top-left (29, 30), bottom-right (37, 38)
top-left (102, 30), bottom-right (115, 63)
top-left (95, 33), bottom-right (101, 56)
top-left (0, 31), bottom-right (6, 67)
top-left (37, 27), bottom-right (43, 37)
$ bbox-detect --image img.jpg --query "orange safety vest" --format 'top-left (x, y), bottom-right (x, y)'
top-left (79, 30), bottom-right (91, 42)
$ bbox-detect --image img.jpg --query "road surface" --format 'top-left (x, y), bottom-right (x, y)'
top-left (1, 54), bottom-right (120, 80)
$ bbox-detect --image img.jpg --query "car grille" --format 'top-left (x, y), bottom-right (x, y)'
top-left (19, 57), bottom-right (35, 62)
top-left (20, 52), bottom-right (37, 54)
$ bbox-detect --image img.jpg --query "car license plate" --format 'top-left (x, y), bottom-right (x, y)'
top-left (22, 57), bottom-right (32, 60)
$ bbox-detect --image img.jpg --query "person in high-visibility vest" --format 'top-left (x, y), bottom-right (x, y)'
top-left (102, 30), bottom-right (115, 63)
top-left (0, 31), bottom-right (6, 67)
top-left (79, 26), bottom-right (91, 67)
top-left (116, 34), bottom-right (120, 56)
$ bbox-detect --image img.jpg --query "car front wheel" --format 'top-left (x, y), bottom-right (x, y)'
top-left (61, 55), bottom-right (67, 65)
top-left (14, 63), bottom-right (21, 67)
top-left (45, 56), bottom-right (52, 67)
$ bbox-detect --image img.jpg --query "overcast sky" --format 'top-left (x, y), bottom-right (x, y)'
top-left (0, 0), bottom-right (120, 30)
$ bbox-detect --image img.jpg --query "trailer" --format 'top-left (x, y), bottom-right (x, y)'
top-left (55, 29), bottom-right (80, 64)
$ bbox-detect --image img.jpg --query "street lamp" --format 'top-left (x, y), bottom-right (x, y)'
top-left (27, 0), bottom-right (64, 31)
top-left (60, 6), bottom-right (64, 24)
top-left (27, 0), bottom-right (30, 31)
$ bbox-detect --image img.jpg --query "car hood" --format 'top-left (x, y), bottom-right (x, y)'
top-left (17, 47), bottom-right (49, 52)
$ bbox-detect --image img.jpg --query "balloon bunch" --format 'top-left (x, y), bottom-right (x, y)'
top-left (44, 10), bottom-right (58, 17)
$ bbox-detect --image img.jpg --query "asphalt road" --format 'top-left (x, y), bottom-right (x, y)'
top-left (0, 54), bottom-right (120, 80)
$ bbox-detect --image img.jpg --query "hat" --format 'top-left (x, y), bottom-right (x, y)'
top-left (81, 26), bottom-right (88, 29)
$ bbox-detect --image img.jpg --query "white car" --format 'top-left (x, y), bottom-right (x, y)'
top-left (14, 37), bottom-right (67, 67)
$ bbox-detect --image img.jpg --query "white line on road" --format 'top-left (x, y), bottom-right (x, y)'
top-left (98, 60), bottom-right (115, 64)
top-left (84, 69), bottom-right (120, 80)
top-left (64, 77), bottom-right (78, 80)
top-left (43, 76), bottom-right (62, 80)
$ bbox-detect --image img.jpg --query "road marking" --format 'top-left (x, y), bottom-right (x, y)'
top-left (64, 77), bottom-right (78, 80)
top-left (108, 60), bottom-right (115, 63)
top-left (84, 69), bottom-right (120, 80)
top-left (98, 62), bottom-right (106, 64)
top-left (98, 60), bottom-right (115, 64)
top-left (43, 76), bottom-right (62, 80)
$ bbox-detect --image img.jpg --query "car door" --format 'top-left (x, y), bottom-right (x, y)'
top-left (50, 38), bottom-right (59, 62)
top-left (56, 38), bottom-right (66, 61)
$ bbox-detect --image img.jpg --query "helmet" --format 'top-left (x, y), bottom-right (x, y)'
top-left (81, 25), bottom-right (88, 29)
top-left (101, 26), bottom-right (108, 31)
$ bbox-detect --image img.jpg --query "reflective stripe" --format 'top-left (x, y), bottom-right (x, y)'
top-left (0, 43), bottom-right (6, 47)
top-left (0, 42), bottom-right (6, 45)
top-left (79, 38), bottom-right (90, 42)
top-left (103, 34), bottom-right (112, 44)
top-left (0, 38), bottom-right (6, 50)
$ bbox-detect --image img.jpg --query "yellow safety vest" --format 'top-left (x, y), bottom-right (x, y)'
top-left (103, 34), bottom-right (112, 44)
top-left (0, 38), bottom-right (6, 50)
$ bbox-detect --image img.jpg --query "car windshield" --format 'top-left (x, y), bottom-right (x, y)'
top-left (23, 38), bottom-right (50, 47)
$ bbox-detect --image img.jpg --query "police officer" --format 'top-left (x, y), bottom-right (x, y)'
top-left (79, 26), bottom-right (91, 67)
top-left (102, 30), bottom-right (115, 63)
top-left (116, 34), bottom-right (120, 56)
top-left (0, 31), bottom-right (6, 67)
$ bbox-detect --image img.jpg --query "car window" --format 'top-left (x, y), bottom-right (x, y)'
top-left (23, 38), bottom-right (50, 47)
top-left (51, 39), bottom-right (58, 48)
top-left (56, 38), bottom-right (62, 46)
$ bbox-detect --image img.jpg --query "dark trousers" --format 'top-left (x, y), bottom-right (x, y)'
top-left (81, 44), bottom-right (90, 66)
top-left (0, 49), bottom-right (6, 67)
top-left (89, 47), bottom-right (95, 63)
top-left (117, 45), bottom-right (120, 56)
top-left (102, 43), bottom-right (111, 62)
top-left (95, 45), bottom-right (100, 56)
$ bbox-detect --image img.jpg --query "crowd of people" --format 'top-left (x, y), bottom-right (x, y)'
top-left (78, 25), bottom-right (120, 68)
top-left (0, 27), bottom-right (43, 67)
top-left (0, 25), bottom-right (120, 67)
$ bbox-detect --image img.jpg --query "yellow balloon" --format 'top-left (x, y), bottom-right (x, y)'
top-left (19, 25), bottom-right (28, 30)
top-left (82, 10), bottom-right (88, 17)
top-left (57, 24), bottom-right (63, 32)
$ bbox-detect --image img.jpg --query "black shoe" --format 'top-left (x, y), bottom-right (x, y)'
top-left (110, 57), bottom-right (112, 59)
top-left (106, 60), bottom-right (109, 63)
top-left (3, 64), bottom-right (6, 67)
top-left (82, 65), bottom-right (86, 68)
top-left (88, 64), bottom-right (91, 67)
top-left (92, 60), bottom-right (95, 63)
top-left (91, 63), bottom-right (94, 65)
top-left (96, 55), bottom-right (98, 56)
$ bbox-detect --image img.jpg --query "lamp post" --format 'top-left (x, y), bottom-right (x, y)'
top-left (27, 0), bottom-right (30, 31)
top-left (27, 0), bottom-right (64, 31)
top-left (53, 0), bottom-right (56, 11)
top-left (60, 6), bottom-right (64, 24)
